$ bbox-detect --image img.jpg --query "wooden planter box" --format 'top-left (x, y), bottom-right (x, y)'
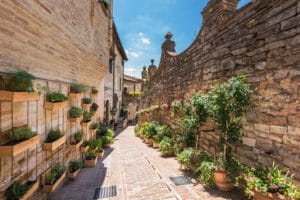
top-left (43, 136), bottom-right (66, 152)
top-left (68, 169), bottom-right (80, 179)
top-left (81, 121), bottom-right (92, 127)
top-left (0, 91), bottom-right (39, 102)
top-left (90, 129), bottom-right (97, 139)
top-left (69, 93), bottom-right (83, 99)
top-left (96, 151), bottom-right (104, 159)
top-left (82, 103), bottom-right (92, 110)
top-left (0, 134), bottom-right (40, 157)
top-left (70, 140), bottom-right (83, 150)
top-left (44, 101), bottom-right (68, 111)
top-left (69, 116), bottom-right (83, 123)
top-left (43, 172), bottom-right (66, 193)
top-left (84, 157), bottom-right (98, 167)
top-left (80, 145), bottom-right (89, 153)
top-left (20, 180), bottom-right (39, 200)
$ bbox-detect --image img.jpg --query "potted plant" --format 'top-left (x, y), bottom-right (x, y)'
top-left (43, 163), bottom-right (66, 193)
top-left (0, 127), bottom-right (40, 157)
top-left (69, 106), bottom-right (83, 122)
top-left (69, 83), bottom-right (88, 99)
top-left (70, 131), bottom-right (84, 150)
top-left (0, 70), bottom-right (39, 102)
top-left (68, 160), bottom-right (83, 179)
top-left (80, 141), bottom-right (90, 153)
top-left (210, 75), bottom-right (252, 191)
top-left (43, 130), bottom-right (65, 152)
top-left (102, 136), bottom-right (113, 148)
top-left (81, 111), bottom-right (92, 127)
top-left (82, 97), bottom-right (93, 110)
top-left (6, 180), bottom-right (39, 200)
top-left (159, 136), bottom-right (174, 157)
top-left (84, 150), bottom-right (98, 167)
top-left (95, 148), bottom-right (104, 159)
top-left (245, 163), bottom-right (300, 200)
top-left (44, 92), bottom-right (68, 111)
top-left (91, 87), bottom-right (98, 98)
top-left (90, 103), bottom-right (99, 115)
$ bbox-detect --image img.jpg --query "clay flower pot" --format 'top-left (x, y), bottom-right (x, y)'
top-left (253, 189), bottom-right (287, 200)
top-left (214, 169), bottom-right (232, 191)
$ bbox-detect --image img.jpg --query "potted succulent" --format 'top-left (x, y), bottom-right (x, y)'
top-left (69, 83), bottom-right (88, 99)
top-left (80, 141), bottom-right (90, 153)
top-left (84, 150), bottom-right (98, 167)
top-left (70, 131), bottom-right (84, 150)
top-left (82, 97), bottom-right (93, 110)
top-left (43, 163), bottom-right (66, 193)
top-left (6, 180), bottom-right (39, 200)
top-left (81, 111), bottom-right (92, 127)
top-left (69, 106), bottom-right (83, 122)
top-left (68, 160), bottom-right (83, 179)
top-left (43, 130), bottom-right (65, 152)
top-left (91, 87), bottom-right (98, 98)
top-left (0, 70), bottom-right (39, 102)
top-left (0, 127), bottom-right (40, 157)
top-left (102, 136), bottom-right (113, 148)
top-left (44, 92), bottom-right (68, 111)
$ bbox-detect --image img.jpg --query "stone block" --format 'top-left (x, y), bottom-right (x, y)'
top-left (270, 125), bottom-right (287, 135)
top-left (242, 137), bottom-right (256, 147)
top-left (283, 135), bottom-right (300, 146)
top-left (288, 126), bottom-right (300, 136)
top-left (254, 123), bottom-right (270, 133)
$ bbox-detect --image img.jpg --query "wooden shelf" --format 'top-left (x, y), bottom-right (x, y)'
top-left (42, 136), bottom-right (66, 152)
top-left (0, 134), bottom-right (40, 157)
top-left (42, 172), bottom-right (66, 193)
top-left (0, 91), bottom-right (39, 102)
top-left (44, 101), bottom-right (68, 111)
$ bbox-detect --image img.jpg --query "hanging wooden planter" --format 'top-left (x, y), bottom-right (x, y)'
top-left (42, 136), bottom-right (66, 152)
top-left (0, 91), bottom-right (39, 102)
top-left (90, 129), bottom-right (97, 138)
top-left (82, 103), bottom-right (92, 110)
top-left (70, 140), bottom-right (83, 150)
top-left (0, 134), bottom-right (40, 157)
top-left (19, 180), bottom-right (39, 200)
top-left (69, 116), bottom-right (83, 123)
top-left (68, 169), bottom-right (80, 179)
top-left (69, 93), bottom-right (83, 99)
top-left (44, 101), bottom-right (68, 111)
top-left (80, 145), bottom-right (89, 153)
top-left (84, 157), bottom-right (98, 167)
top-left (42, 172), bottom-right (66, 193)
top-left (81, 120), bottom-right (92, 127)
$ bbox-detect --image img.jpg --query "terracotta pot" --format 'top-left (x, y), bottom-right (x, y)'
top-left (152, 141), bottom-right (159, 148)
top-left (214, 169), bottom-right (232, 191)
top-left (144, 138), bottom-right (152, 145)
top-left (253, 190), bottom-right (288, 200)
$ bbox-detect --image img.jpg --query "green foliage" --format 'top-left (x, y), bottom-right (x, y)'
top-left (69, 160), bottom-right (83, 173)
top-left (156, 126), bottom-right (169, 142)
top-left (8, 70), bottom-right (36, 92)
top-left (88, 139), bottom-right (102, 150)
top-left (82, 97), bottom-right (92, 104)
top-left (6, 182), bottom-right (31, 200)
top-left (45, 163), bottom-right (66, 185)
top-left (69, 106), bottom-right (83, 118)
top-left (177, 148), bottom-right (196, 169)
top-left (106, 128), bottom-right (114, 137)
top-left (74, 131), bottom-right (83, 143)
top-left (190, 93), bottom-right (212, 124)
top-left (171, 101), bottom-right (184, 117)
top-left (198, 161), bottom-right (216, 188)
top-left (134, 125), bottom-right (140, 137)
top-left (159, 136), bottom-right (174, 156)
top-left (46, 92), bottom-right (68, 102)
top-left (143, 121), bottom-right (160, 139)
top-left (46, 130), bottom-right (62, 143)
top-left (245, 162), bottom-right (300, 199)
top-left (102, 136), bottom-right (113, 145)
top-left (83, 111), bottom-right (92, 122)
top-left (86, 150), bottom-right (96, 160)
top-left (91, 87), bottom-right (98, 94)
top-left (70, 83), bottom-right (88, 93)
top-left (91, 123), bottom-right (99, 130)
top-left (7, 127), bottom-right (34, 143)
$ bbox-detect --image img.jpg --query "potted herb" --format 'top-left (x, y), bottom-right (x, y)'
top-left (69, 83), bottom-right (88, 99)
top-left (80, 141), bottom-right (90, 153)
top-left (6, 180), bottom-right (39, 200)
top-left (159, 136), bottom-right (174, 157)
top-left (0, 70), bottom-right (39, 102)
top-left (82, 97), bottom-right (93, 110)
top-left (44, 92), bottom-right (68, 111)
top-left (43, 130), bottom-right (65, 152)
top-left (102, 136), bottom-right (113, 148)
top-left (210, 75), bottom-right (252, 191)
top-left (81, 111), bottom-right (92, 127)
top-left (91, 87), bottom-right (98, 98)
top-left (69, 106), bottom-right (83, 122)
top-left (70, 131), bottom-right (84, 150)
top-left (84, 150), bottom-right (98, 167)
top-left (43, 163), bottom-right (66, 193)
top-left (68, 160), bottom-right (83, 179)
top-left (0, 127), bottom-right (40, 157)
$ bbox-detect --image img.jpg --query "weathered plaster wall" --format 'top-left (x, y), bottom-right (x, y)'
top-left (141, 0), bottom-right (300, 180)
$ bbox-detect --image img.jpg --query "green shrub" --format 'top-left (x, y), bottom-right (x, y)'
top-left (46, 130), bottom-right (62, 143)
top-left (143, 121), bottom-right (160, 139)
top-left (159, 137), bottom-right (174, 157)
top-left (82, 111), bottom-right (92, 122)
top-left (70, 83), bottom-right (88, 93)
top-left (91, 87), bottom-right (98, 94)
top-left (102, 136), bottom-right (113, 145)
top-left (134, 125), bottom-right (140, 137)
top-left (177, 148), bottom-right (196, 170)
top-left (90, 123), bottom-right (99, 130)
top-left (8, 70), bottom-right (36, 92)
top-left (74, 131), bottom-right (83, 143)
top-left (7, 127), bottom-right (35, 143)
top-left (86, 150), bottom-right (96, 160)
top-left (69, 160), bottom-right (83, 173)
top-left (106, 128), bottom-right (114, 137)
top-left (198, 161), bottom-right (215, 188)
top-left (69, 106), bottom-right (83, 118)
top-left (82, 97), bottom-right (92, 104)
top-left (88, 139), bottom-right (102, 150)
top-left (45, 163), bottom-right (65, 185)
top-left (46, 92), bottom-right (68, 102)
top-left (83, 141), bottom-right (90, 147)
top-left (6, 182), bottom-right (31, 200)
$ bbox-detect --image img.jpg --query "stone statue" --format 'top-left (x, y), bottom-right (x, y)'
top-left (148, 59), bottom-right (157, 78)
top-left (161, 32), bottom-right (176, 52)
top-left (141, 66), bottom-right (148, 82)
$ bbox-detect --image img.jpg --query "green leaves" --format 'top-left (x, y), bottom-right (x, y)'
top-left (6, 182), bottom-right (31, 200)
top-left (45, 163), bottom-right (65, 185)
top-left (69, 160), bottom-right (83, 173)
top-left (69, 106), bottom-right (83, 118)
top-left (46, 92), bottom-right (68, 102)
top-left (9, 70), bottom-right (36, 92)
top-left (47, 130), bottom-right (62, 143)
top-left (8, 127), bottom-right (35, 143)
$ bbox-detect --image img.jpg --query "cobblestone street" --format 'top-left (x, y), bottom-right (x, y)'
top-left (52, 126), bottom-right (245, 200)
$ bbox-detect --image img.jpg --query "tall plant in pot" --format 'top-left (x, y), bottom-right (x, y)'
top-left (211, 75), bottom-right (252, 191)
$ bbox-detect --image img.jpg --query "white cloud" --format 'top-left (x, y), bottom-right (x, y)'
top-left (141, 37), bottom-right (150, 45)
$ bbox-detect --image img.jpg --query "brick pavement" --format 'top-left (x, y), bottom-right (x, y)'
top-left (51, 126), bottom-right (246, 200)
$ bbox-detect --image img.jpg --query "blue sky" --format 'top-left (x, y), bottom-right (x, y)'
top-left (114, 0), bottom-right (251, 78)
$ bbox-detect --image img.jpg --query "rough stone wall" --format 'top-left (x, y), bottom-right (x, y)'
top-left (0, 0), bottom-right (112, 198)
top-left (141, 0), bottom-right (300, 180)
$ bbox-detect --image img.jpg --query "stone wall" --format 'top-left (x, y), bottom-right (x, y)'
top-left (0, 0), bottom-right (112, 198)
top-left (141, 0), bottom-right (300, 181)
